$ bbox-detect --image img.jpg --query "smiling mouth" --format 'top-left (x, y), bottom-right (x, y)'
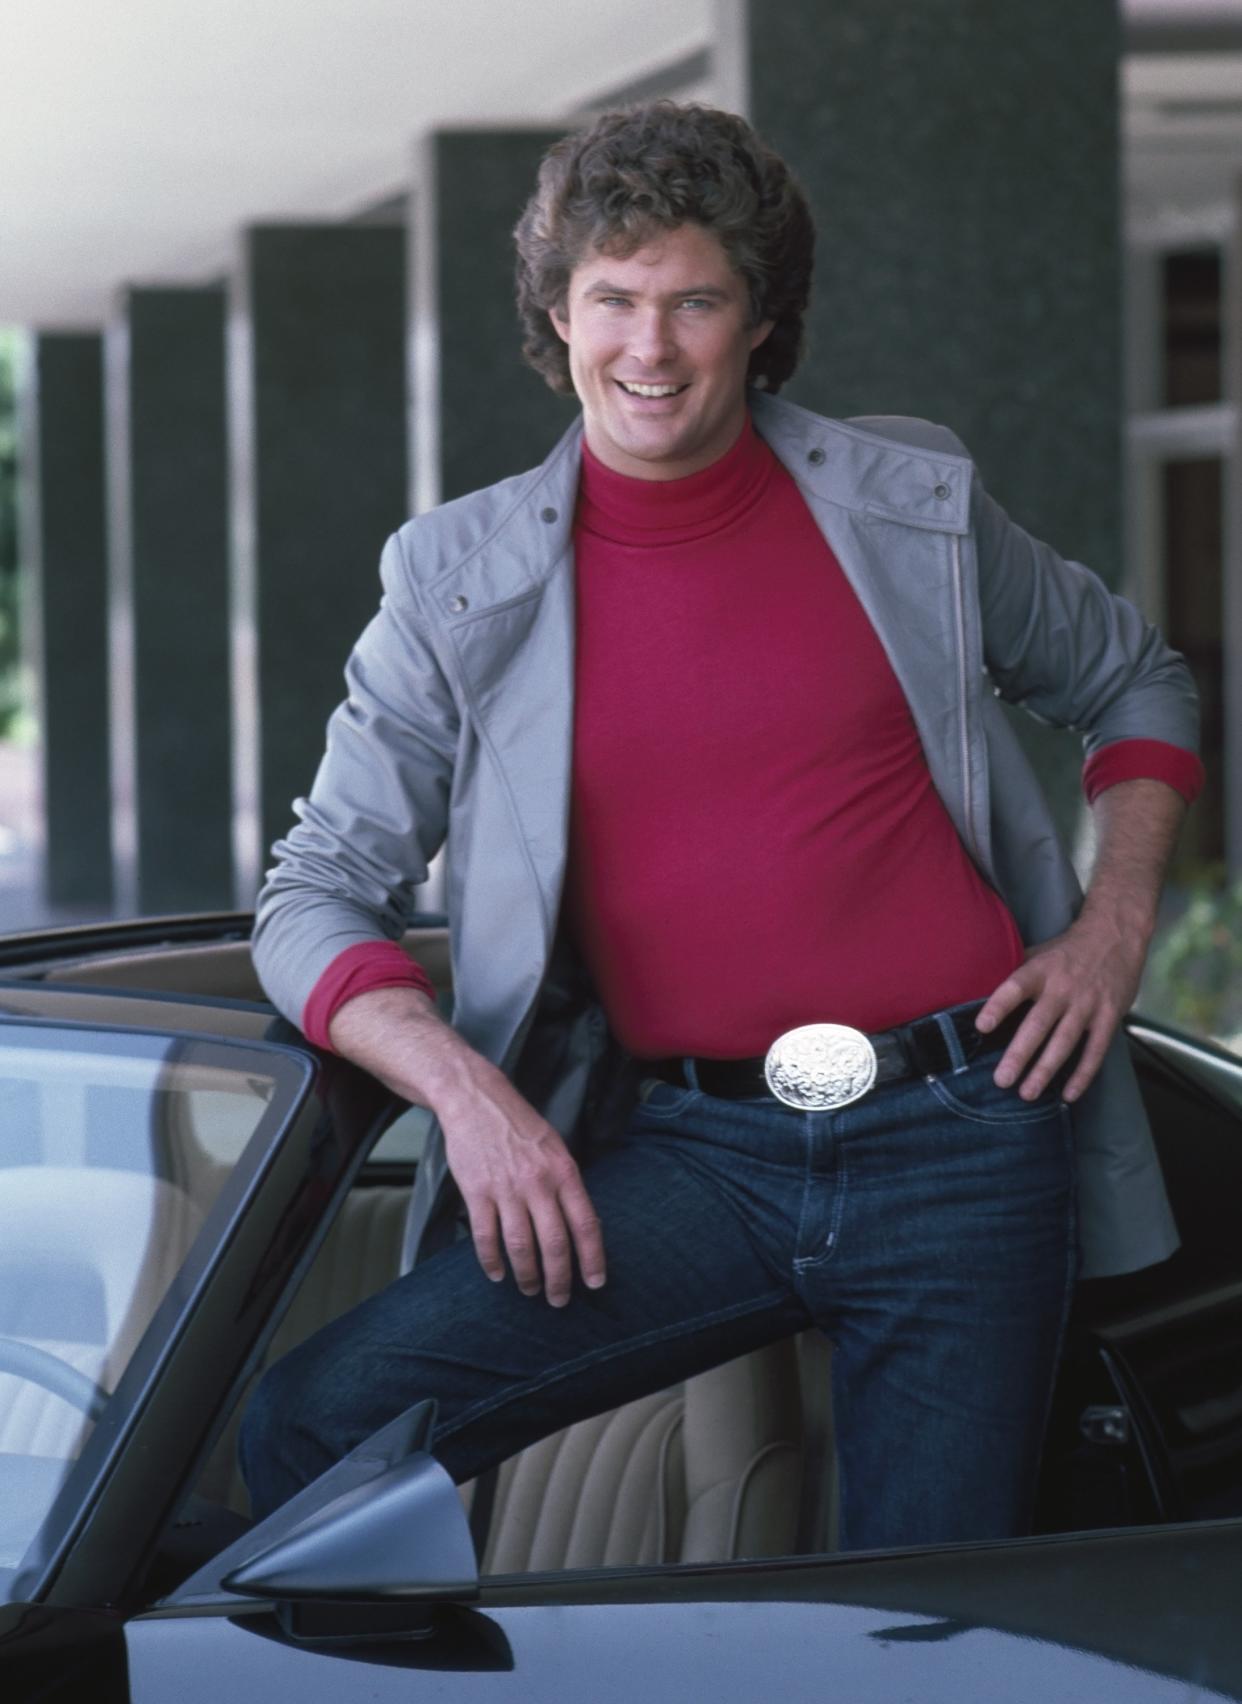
top-left (615, 380), bottom-right (689, 398)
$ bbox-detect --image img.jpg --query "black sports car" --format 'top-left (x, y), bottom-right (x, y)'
top-left (2, 913), bottom-right (1242, 1703)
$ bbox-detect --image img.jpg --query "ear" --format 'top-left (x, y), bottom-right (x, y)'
top-left (549, 304), bottom-right (570, 345)
top-left (749, 318), bottom-right (775, 352)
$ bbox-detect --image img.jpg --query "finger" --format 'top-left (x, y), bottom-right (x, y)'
top-left (465, 1196), bottom-right (505, 1283)
top-left (497, 1202), bottom-right (541, 1297)
top-left (559, 1174), bottom-right (607, 1292)
top-left (1062, 1011), bottom-right (1122, 1104)
top-left (992, 994), bottom-right (1066, 1088)
top-left (1012, 1008), bottom-right (1089, 1100)
top-left (528, 1194), bottom-right (575, 1308)
top-left (976, 966), bottom-right (1040, 1034)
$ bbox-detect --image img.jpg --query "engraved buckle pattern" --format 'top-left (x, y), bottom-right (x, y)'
top-left (763, 1023), bottom-right (878, 1111)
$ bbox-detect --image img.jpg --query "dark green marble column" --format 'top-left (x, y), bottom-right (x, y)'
top-left (740, 0), bottom-right (1124, 836)
top-left (1227, 184), bottom-right (1242, 880)
top-left (21, 334), bottom-right (113, 910)
top-left (108, 286), bottom-right (232, 914)
top-left (232, 225), bottom-right (408, 899)
top-left (417, 130), bottom-right (577, 507)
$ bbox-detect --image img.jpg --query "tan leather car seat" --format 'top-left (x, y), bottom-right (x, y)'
top-left (478, 1336), bottom-right (805, 1571)
top-left (0, 1167), bottom-right (203, 1460)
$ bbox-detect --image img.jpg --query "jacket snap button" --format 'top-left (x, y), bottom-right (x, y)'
top-left (540, 506), bottom-right (558, 523)
top-left (807, 447), bottom-right (826, 466)
top-left (447, 594), bottom-right (468, 614)
top-left (934, 482), bottom-right (951, 500)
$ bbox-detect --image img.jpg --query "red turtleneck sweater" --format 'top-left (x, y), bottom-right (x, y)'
top-left (302, 422), bottom-right (1202, 1053)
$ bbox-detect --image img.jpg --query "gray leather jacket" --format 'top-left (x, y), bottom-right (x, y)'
top-left (254, 391), bottom-right (1200, 1277)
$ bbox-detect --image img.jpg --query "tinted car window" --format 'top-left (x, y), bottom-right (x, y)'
top-left (0, 1022), bottom-right (300, 1598)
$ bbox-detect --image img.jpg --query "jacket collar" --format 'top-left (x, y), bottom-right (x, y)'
top-left (428, 392), bottom-right (971, 627)
top-left (426, 420), bottom-right (582, 621)
top-left (750, 391), bottom-right (972, 534)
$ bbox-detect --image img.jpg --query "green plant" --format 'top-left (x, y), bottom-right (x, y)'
top-left (1142, 870), bottom-right (1242, 1049)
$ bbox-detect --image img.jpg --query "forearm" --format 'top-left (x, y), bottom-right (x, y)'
top-left (326, 984), bottom-right (606, 1304)
top-left (326, 985), bottom-right (504, 1120)
top-left (1079, 777), bottom-right (1188, 948)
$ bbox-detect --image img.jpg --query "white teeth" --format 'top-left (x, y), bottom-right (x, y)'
top-left (619, 381), bottom-right (683, 397)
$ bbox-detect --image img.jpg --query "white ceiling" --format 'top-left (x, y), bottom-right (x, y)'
top-left (0, 0), bottom-right (711, 326)
top-left (4, 0), bottom-right (1242, 329)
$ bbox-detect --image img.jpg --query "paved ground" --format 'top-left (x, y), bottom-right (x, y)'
top-left (0, 740), bottom-right (113, 934)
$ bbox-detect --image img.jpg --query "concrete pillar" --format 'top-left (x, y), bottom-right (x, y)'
top-left (107, 286), bottom-right (232, 914)
top-left (1226, 180), bottom-right (1242, 879)
top-left (19, 334), bottom-right (113, 910)
top-left (728, 0), bottom-right (1124, 838)
top-left (231, 224), bottom-right (408, 900)
top-left (413, 129), bottom-right (577, 510)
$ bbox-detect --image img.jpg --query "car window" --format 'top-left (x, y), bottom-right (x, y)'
top-left (0, 1020), bottom-right (305, 1598)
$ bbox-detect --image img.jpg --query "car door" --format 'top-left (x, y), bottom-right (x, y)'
top-left (0, 998), bottom-right (391, 1701)
top-left (1038, 1022), bottom-right (1242, 1533)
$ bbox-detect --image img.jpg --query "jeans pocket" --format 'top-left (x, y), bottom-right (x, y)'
top-left (636, 1077), bottom-right (700, 1118)
top-left (923, 1058), bottom-right (1065, 1127)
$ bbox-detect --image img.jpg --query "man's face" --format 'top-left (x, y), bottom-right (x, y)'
top-left (550, 222), bottom-right (773, 482)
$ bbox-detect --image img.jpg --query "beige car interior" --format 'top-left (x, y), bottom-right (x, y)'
top-left (31, 931), bottom-right (836, 1570)
top-left (0, 1167), bottom-right (203, 1462)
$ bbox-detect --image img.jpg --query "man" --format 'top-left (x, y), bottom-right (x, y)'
top-left (241, 102), bottom-right (1201, 1551)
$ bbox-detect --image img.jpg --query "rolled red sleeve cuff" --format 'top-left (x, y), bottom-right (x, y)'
top-left (1082, 738), bottom-right (1205, 807)
top-left (302, 941), bottom-right (436, 1051)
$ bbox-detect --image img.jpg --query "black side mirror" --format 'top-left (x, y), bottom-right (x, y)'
top-left (221, 1448), bottom-right (478, 1613)
top-left (167, 1398), bottom-right (477, 1641)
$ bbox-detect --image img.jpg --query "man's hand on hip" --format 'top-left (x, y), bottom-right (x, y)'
top-left (328, 985), bottom-right (605, 1306)
top-left (975, 776), bottom-right (1188, 1105)
top-left (974, 912), bottom-right (1147, 1104)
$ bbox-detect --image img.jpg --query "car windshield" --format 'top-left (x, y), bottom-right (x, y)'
top-left (0, 1021), bottom-right (292, 1590)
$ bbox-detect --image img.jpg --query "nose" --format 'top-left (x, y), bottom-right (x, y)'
top-left (628, 307), bottom-right (679, 368)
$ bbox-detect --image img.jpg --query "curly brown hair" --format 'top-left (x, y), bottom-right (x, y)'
top-left (514, 101), bottom-right (814, 396)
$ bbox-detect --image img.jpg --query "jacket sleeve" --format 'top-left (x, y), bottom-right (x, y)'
top-left (251, 529), bottom-right (460, 1029)
top-left (969, 473), bottom-right (1201, 763)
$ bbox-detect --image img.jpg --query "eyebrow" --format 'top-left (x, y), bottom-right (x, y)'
top-left (581, 280), bottom-right (732, 301)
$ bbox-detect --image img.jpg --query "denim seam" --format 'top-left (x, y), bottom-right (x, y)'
top-left (638, 1085), bottom-right (701, 1119)
top-left (922, 1075), bottom-right (1062, 1127)
top-left (432, 1286), bottom-right (790, 1445)
top-left (791, 1115), bottom-right (817, 1266)
top-left (1024, 1102), bottom-right (1079, 1513)
top-left (793, 1141), bottom-right (847, 1271)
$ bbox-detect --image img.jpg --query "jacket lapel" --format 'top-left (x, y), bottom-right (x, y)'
top-left (435, 422), bottom-right (583, 954)
top-left (752, 394), bottom-right (994, 879)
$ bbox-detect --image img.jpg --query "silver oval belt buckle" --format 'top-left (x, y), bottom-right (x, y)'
top-left (764, 1023), bottom-right (878, 1111)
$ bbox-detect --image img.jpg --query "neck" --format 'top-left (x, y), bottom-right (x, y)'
top-left (576, 414), bottom-right (773, 546)
top-left (581, 410), bottom-right (750, 483)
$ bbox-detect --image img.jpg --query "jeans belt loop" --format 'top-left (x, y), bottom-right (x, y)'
top-left (933, 1010), bottom-right (967, 1074)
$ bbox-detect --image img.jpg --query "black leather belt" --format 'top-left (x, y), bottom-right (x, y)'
top-left (646, 1001), bottom-right (1026, 1106)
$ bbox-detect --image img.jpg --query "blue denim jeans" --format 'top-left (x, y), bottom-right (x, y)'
top-left (241, 1020), bottom-right (1077, 1552)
